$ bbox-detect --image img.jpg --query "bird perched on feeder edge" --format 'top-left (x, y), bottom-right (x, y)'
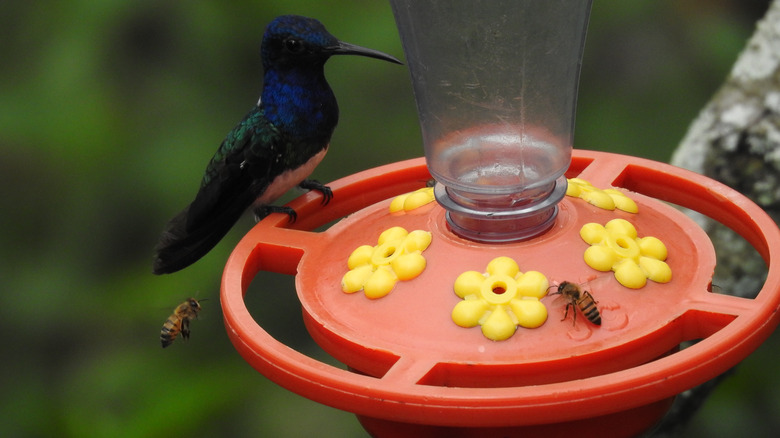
top-left (153, 15), bottom-right (402, 274)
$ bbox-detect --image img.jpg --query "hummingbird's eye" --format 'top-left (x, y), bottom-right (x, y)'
top-left (283, 37), bottom-right (305, 54)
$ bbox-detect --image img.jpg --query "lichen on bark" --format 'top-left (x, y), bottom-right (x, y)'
top-left (672, 0), bottom-right (780, 297)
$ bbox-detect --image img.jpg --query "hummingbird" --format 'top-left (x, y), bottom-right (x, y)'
top-left (153, 15), bottom-right (402, 274)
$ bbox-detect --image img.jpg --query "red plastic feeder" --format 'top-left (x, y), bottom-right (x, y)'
top-left (222, 151), bottom-right (780, 437)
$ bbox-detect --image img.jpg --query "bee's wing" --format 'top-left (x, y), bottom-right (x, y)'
top-left (181, 318), bottom-right (191, 340)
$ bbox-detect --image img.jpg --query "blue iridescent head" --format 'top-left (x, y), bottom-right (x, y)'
top-left (261, 15), bottom-right (402, 70)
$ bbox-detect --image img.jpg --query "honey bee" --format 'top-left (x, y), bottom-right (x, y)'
top-left (550, 282), bottom-right (601, 326)
top-left (160, 298), bottom-right (204, 348)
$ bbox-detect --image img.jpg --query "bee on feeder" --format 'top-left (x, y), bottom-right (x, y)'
top-left (549, 281), bottom-right (601, 326)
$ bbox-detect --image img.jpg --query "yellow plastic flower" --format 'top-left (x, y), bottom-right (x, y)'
top-left (452, 256), bottom-right (549, 341)
top-left (567, 178), bottom-right (638, 213)
top-left (389, 187), bottom-right (435, 213)
top-left (342, 227), bottom-right (432, 299)
top-left (580, 219), bottom-right (671, 289)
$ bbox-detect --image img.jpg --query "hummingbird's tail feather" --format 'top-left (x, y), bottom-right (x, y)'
top-left (152, 189), bottom-right (255, 275)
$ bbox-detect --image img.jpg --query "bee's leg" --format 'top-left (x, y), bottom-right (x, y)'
top-left (561, 303), bottom-right (570, 322)
top-left (181, 318), bottom-right (191, 340)
top-left (563, 304), bottom-right (577, 326)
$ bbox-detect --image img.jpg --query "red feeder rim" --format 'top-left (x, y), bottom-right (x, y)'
top-left (221, 150), bottom-right (780, 432)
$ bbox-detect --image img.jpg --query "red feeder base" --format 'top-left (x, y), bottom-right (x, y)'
top-left (221, 150), bottom-right (780, 437)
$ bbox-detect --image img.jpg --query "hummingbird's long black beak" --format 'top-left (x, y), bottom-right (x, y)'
top-left (331, 41), bottom-right (403, 64)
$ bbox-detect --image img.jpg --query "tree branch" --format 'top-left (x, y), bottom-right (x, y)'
top-left (655, 1), bottom-right (780, 435)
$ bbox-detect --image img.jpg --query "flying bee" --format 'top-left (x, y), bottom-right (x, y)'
top-left (550, 282), bottom-right (601, 326)
top-left (160, 298), bottom-right (205, 348)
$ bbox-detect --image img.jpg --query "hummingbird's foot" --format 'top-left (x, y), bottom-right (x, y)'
top-left (253, 205), bottom-right (297, 223)
top-left (299, 179), bottom-right (333, 205)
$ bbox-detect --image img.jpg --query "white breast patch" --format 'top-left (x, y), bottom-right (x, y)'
top-left (254, 147), bottom-right (328, 206)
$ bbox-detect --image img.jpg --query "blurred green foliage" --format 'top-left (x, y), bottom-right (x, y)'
top-left (1, 0), bottom-right (778, 437)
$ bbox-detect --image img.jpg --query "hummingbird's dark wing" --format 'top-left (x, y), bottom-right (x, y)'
top-left (153, 107), bottom-right (280, 274)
